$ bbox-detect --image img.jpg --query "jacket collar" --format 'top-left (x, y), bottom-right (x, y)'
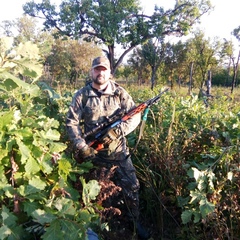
top-left (88, 80), bottom-right (118, 96)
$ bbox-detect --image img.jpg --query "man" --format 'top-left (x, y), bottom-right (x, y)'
top-left (66, 56), bottom-right (149, 238)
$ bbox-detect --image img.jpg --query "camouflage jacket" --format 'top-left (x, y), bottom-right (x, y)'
top-left (66, 80), bottom-right (141, 160)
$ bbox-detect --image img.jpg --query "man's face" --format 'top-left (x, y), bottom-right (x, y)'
top-left (91, 66), bottom-right (111, 86)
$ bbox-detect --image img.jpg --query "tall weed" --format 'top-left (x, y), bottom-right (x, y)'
top-left (129, 86), bottom-right (240, 239)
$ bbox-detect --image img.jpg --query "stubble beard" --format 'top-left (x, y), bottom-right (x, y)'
top-left (93, 74), bottom-right (107, 86)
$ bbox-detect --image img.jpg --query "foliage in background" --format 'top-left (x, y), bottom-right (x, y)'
top-left (0, 37), bottom-right (239, 239)
top-left (45, 38), bottom-right (102, 85)
top-left (22, 0), bottom-right (212, 74)
top-left (1, 14), bottom-right (239, 90)
top-left (129, 86), bottom-right (240, 239)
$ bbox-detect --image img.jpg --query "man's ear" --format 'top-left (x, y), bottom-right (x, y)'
top-left (89, 69), bottom-right (93, 78)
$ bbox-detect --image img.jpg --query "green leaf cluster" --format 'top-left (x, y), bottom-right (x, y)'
top-left (0, 39), bottom-right (101, 239)
top-left (131, 86), bottom-right (239, 238)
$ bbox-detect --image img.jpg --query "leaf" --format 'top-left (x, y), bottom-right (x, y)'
top-left (191, 167), bottom-right (201, 181)
top-left (75, 161), bottom-right (94, 174)
top-left (22, 84), bottom-right (41, 97)
top-left (38, 81), bottom-right (60, 99)
top-left (227, 171), bottom-right (233, 181)
top-left (53, 198), bottom-right (76, 217)
top-left (1, 206), bottom-right (17, 227)
top-left (197, 177), bottom-right (207, 192)
top-left (49, 142), bottom-right (67, 153)
top-left (0, 110), bottom-right (14, 131)
top-left (78, 209), bottom-right (92, 223)
top-left (1, 74), bottom-right (40, 95)
top-left (40, 129), bottom-right (60, 141)
top-left (232, 123), bottom-right (238, 129)
top-left (1, 78), bottom-right (18, 91)
top-left (177, 196), bottom-right (190, 207)
top-left (58, 159), bottom-right (71, 180)
top-left (0, 225), bottom-right (12, 239)
top-left (0, 225), bottom-right (24, 240)
top-left (80, 177), bottom-right (100, 206)
top-left (23, 201), bottom-right (41, 216)
top-left (189, 190), bottom-right (203, 204)
top-left (41, 220), bottom-right (64, 240)
top-left (16, 138), bottom-right (31, 164)
top-left (60, 219), bottom-right (85, 240)
top-left (0, 37), bottom-right (14, 53)
top-left (37, 117), bottom-right (59, 131)
top-left (0, 206), bottom-right (25, 238)
top-left (16, 41), bottom-right (40, 60)
top-left (15, 127), bottom-right (33, 140)
top-left (0, 148), bottom-right (8, 161)
top-left (181, 210), bottom-right (192, 224)
top-left (41, 159), bottom-right (54, 175)
top-left (20, 176), bottom-right (46, 196)
top-left (25, 156), bottom-right (40, 174)
top-left (3, 74), bottom-right (30, 89)
top-left (31, 209), bottom-right (56, 225)
top-left (193, 212), bottom-right (201, 223)
top-left (199, 199), bottom-right (215, 218)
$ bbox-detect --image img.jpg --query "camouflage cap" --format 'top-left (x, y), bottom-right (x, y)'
top-left (92, 56), bottom-right (110, 69)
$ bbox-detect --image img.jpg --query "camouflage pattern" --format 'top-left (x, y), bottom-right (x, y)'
top-left (66, 80), bottom-right (141, 160)
top-left (66, 80), bottom-right (141, 217)
top-left (91, 56), bottom-right (110, 69)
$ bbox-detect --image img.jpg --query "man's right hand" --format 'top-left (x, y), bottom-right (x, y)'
top-left (74, 144), bottom-right (97, 163)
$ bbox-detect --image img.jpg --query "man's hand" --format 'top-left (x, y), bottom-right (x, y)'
top-left (74, 144), bottom-right (97, 163)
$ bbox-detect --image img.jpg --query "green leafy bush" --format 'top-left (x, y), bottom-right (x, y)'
top-left (1, 38), bottom-right (239, 239)
top-left (131, 87), bottom-right (239, 239)
top-left (0, 38), bottom-right (101, 240)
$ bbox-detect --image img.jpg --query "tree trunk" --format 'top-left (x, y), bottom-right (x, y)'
top-left (107, 45), bottom-right (135, 76)
top-left (231, 50), bottom-right (240, 93)
top-left (150, 66), bottom-right (156, 90)
top-left (206, 70), bottom-right (212, 95)
top-left (188, 62), bottom-right (194, 94)
top-left (225, 56), bottom-right (231, 87)
top-left (178, 76), bottom-right (181, 89)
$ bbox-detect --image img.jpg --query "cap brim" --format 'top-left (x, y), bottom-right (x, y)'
top-left (92, 64), bottom-right (109, 69)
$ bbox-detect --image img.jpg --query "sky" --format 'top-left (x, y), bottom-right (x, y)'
top-left (0, 0), bottom-right (239, 53)
top-left (141, 0), bottom-right (240, 47)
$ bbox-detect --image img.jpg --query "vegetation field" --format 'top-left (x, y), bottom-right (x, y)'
top-left (0, 1), bottom-right (240, 236)
top-left (0, 60), bottom-right (239, 240)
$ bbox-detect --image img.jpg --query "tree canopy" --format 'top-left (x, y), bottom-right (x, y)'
top-left (23, 0), bottom-right (212, 74)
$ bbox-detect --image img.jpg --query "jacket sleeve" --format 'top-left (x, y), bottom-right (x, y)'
top-left (65, 90), bottom-right (86, 148)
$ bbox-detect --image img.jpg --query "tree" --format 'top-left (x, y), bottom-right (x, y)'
top-left (232, 25), bottom-right (240, 42)
top-left (0, 20), bottom-right (15, 37)
top-left (23, 0), bottom-right (212, 74)
top-left (231, 50), bottom-right (240, 93)
top-left (221, 39), bottom-right (235, 86)
top-left (45, 38), bottom-right (101, 84)
top-left (185, 31), bottom-right (220, 89)
top-left (166, 41), bottom-right (189, 89)
top-left (15, 16), bottom-right (39, 43)
top-left (127, 47), bottom-right (150, 85)
top-left (115, 65), bottom-right (133, 84)
top-left (141, 38), bottom-right (166, 89)
top-left (0, 36), bottom-right (42, 82)
top-left (0, 16), bottom-right (55, 66)
top-left (231, 27), bottom-right (240, 91)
